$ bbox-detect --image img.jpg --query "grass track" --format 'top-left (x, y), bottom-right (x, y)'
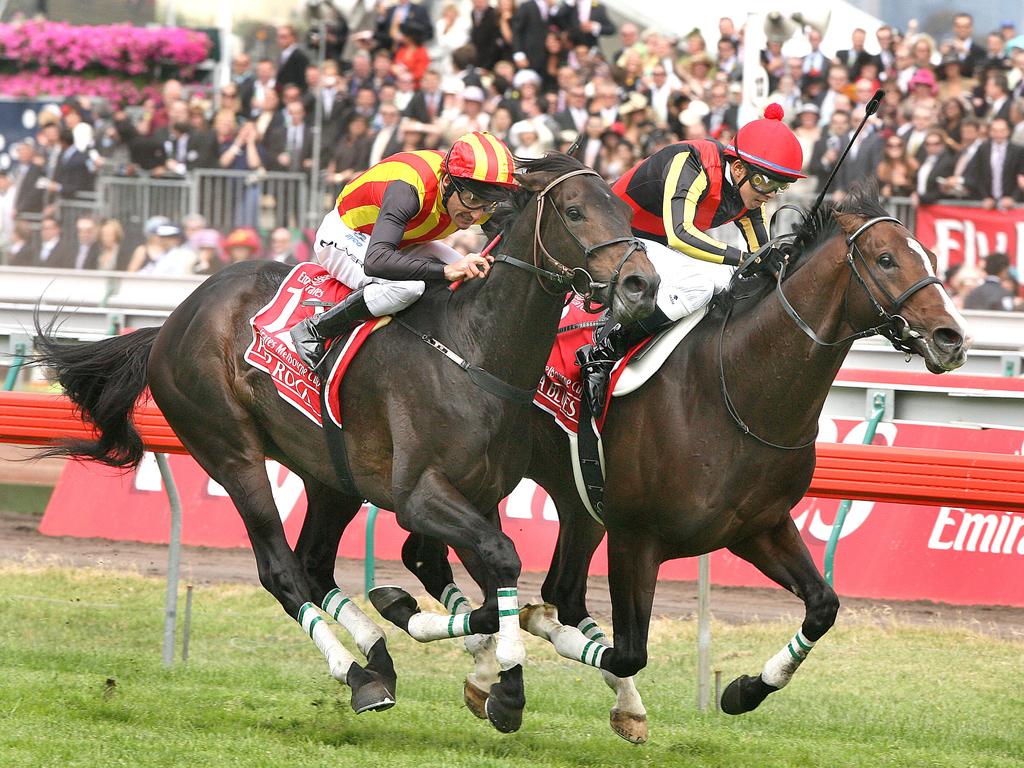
top-left (0, 566), bottom-right (1021, 768)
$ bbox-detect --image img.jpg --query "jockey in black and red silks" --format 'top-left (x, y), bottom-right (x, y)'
top-left (577, 103), bottom-right (806, 414)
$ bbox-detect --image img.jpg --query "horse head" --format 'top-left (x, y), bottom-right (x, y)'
top-left (509, 153), bottom-right (659, 324)
top-left (832, 191), bottom-right (969, 374)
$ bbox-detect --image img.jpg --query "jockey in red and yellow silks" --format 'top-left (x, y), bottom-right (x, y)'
top-left (291, 131), bottom-right (518, 369)
top-left (578, 104), bottom-right (806, 414)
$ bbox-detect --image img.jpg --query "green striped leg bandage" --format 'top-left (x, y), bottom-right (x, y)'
top-left (441, 582), bottom-right (496, 665)
top-left (406, 606), bottom-right (475, 642)
top-left (321, 588), bottom-right (385, 657)
top-left (761, 629), bottom-right (816, 689)
top-left (440, 583), bottom-right (472, 615)
top-left (495, 587), bottom-right (526, 669)
top-left (581, 616), bottom-right (646, 714)
top-left (297, 602), bottom-right (357, 683)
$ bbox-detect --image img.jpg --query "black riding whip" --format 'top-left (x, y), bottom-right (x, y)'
top-left (806, 89), bottom-right (884, 222)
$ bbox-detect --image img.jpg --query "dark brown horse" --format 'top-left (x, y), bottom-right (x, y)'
top-left (34, 153), bottom-right (659, 733)
top-left (350, 187), bottom-right (969, 742)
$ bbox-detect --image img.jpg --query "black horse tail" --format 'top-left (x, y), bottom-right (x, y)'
top-left (34, 325), bottom-right (161, 469)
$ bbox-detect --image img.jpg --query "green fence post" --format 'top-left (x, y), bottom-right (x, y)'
top-left (364, 504), bottom-right (380, 598)
top-left (824, 392), bottom-right (887, 586)
top-left (3, 342), bottom-right (27, 391)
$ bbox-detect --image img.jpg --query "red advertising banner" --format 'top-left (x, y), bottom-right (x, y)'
top-left (39, 416), bottom-right (1024, 608)
top-left (915, 203), bottom-right (1024, 276)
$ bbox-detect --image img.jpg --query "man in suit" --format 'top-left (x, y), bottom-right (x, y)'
top-left (71, 215), bottom-right (102, 270)
top-left (809, 109), bottom-right (851, 190)
top-left (14, 215), bottom-right (74, 268)
top-left (512, 0), bottom-right (553, 75)
top-left (268, 100), bottom-right (314, 173)
top-left (980, 72), bottom-right (1013, 122)
top-left (801, 27), bottom-right (830, 86)
top-left (52, 128), bottom-right (94, 201)
top-left (551, 0), bottom-right (616, 49)
top-left (245, 59), bottom-right (277, 118)
top-left (368, 103), bottom-right (404, 166)
top-left (10, 141), bottom-right (45, 220)
top-left (151, 100), bottom-right (216, 177)
top-left (964, 252), bottom-right (1017, 311)
top-left (944, 12), bottom-right (987, 79)
top-left (552, 85), bottom-right (589, 135)
top-left (469, 0), bottom-right (500, 70)
top-left (913, 130), bottom-right (956, 204)
top-left (940, 117), bottom-right (986, 198)
top-left (897, 104), bottom-right (937, 163)
top-left (276, 25), bottom-right (311, 94)
top-left (702, 82), bottom-right (738, 139)
top-left (835, 28), bottom-right (881, 81)
top-left (402, 70), bottom-right (445, 125)
top-left (965, 117), bottom-right (1024, 208)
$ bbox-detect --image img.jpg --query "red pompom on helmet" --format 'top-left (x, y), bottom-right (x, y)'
top-left (725, 103), bottom-right (806, 180)
top-left (445, 131), bottom-right (518, 189)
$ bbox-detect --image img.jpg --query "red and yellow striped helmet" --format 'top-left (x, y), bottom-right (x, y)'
top-left (445, 131), bottom-right (518, 189)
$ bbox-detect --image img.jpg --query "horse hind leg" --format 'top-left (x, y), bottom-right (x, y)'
top-left (295, 479), bottom-right (396, 702)
top-left (399, 532), bottom-right (498, 720)
top-left (720, 516), bottom-right (840, 716)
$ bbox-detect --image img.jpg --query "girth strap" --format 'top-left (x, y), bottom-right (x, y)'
top-left (394, 318), bottom-right (536, 405)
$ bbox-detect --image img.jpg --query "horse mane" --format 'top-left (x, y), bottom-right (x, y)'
top-left (715, 180), bottom-right (888, 313)
top-left (482, 152), bottom-right (587, 239)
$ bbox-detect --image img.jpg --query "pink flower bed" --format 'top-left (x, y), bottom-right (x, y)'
top-left (0, 20), bottom-right (210, 76)
top-left (0, 72), bottom-right (164, 106)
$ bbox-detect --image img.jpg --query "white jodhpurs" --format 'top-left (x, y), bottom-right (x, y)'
top-left (313, 211), bottom-right (463, 316)
top-left (640, 238), bottom-right (736, 322)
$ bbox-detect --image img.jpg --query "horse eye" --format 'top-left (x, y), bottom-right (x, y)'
top-left (877, 253), bottom-right (896, 269)
top-left (566, 206), bottom-right (584, 221)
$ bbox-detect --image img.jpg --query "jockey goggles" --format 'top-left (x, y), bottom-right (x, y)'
top-left (452, 182), bottom-right (501, 213)
top-left (744, 164), bottom-right (791, 195)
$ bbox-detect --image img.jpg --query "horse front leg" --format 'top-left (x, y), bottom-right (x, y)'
top-left (720, 515), bottom-right (840, 715)
top-left (534, 481), bottom-right (648, 744)
top-left (295, 479), bottom-right (396, 702)
top-left (369, 468), bottom-right (526, 733)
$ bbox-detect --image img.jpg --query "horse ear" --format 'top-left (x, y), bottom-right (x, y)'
top-left (514, 172), bottom-right (555, 192)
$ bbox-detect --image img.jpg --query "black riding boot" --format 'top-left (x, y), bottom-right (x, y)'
top-left (290, 288), bottom-right (374, 370)
top-left (576, 307), bottom-right (675, 416)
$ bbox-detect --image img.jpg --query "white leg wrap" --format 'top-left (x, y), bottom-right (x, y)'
top-left (321, 588), bottom-right (386, 658)
top-left (521, 606), bottom-right (605, 668)
top-left (298, 602), bottom-right (357, 684)
top-left (495, 587), bottom-right (526, 670)
top-left (441, 583), bottom-right (500, 687)
top-left (761, 629), bottom-right (816, 689)
top-left (579, 617), bottom-right (646, 716)
top-left (407, 609), bottom-right (475, 642)
top-left (440, 583), bottom-right (473, 615)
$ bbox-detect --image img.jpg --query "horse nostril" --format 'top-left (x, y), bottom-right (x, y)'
top-left (933, 326), bottom-right (964, 353)
top-left (622, 274), bottom-right (650, 299)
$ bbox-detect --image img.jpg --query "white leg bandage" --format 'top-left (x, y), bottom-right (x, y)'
top-left (298, 601), bottom-right (357, 684)
top-left (321, 588), bottom-right (386, 657)
top-left (520, 606), bottom-right (605, 668)
top-left (579, 617), bottom-right (646, 716)
top-left (441, 583), bottom-right (501, 689)
top-left (761, 629), bottom-right (816, 689)
top-left (407, 609), bottom-right (475, 641)
top-left (495, 587), bottom-right (526, 670)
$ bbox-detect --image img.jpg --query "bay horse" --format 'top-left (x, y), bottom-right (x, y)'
top-left (356, 185), bottom-right (969, 741)
top-left (34, 153), bottom-right (659, 732)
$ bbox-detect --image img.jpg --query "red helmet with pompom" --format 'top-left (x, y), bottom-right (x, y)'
top-left (725, 103), bottom-right (806, 180)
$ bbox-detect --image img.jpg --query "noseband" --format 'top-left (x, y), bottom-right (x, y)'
top-left (494, 167), bottom-right (647, 312)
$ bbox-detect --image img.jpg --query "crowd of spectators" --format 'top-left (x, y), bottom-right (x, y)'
top-left (0, 8), bottom-right (1022, 308)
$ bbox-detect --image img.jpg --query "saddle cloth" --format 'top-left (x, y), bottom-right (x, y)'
top-left (534, 296), bottom-right (708, 434)
top-left (243, 263), bottom-right (387, 427)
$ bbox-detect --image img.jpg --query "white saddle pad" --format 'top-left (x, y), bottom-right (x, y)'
top-left (612, 305), bottom-right (708, 397)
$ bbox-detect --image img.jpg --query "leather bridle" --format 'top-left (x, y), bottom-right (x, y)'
top-left (493, 168), bottom-right (647, 312)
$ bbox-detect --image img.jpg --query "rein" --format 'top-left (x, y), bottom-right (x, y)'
top-left (397, 165), bottom-right (643, 404)
top-left (719, 215), bottom-right (942, 451)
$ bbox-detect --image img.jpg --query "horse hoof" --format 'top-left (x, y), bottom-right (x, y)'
top-left (610, 707), bottom-right (648, 744)
top-left (485, 666), bottom-right (525, 734)
top-left (365, 637), bottom-right (398, 700)
top-left (518, 602), bottom-right (557, 631)
top-left (350, 679), bottom-right (396, 714)
top-left (720, 674), bottom-right (776, 716)
top-left (463, 677), bottom-right (489, 720)
top-left (368, 585), bottom-right (419, 632)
